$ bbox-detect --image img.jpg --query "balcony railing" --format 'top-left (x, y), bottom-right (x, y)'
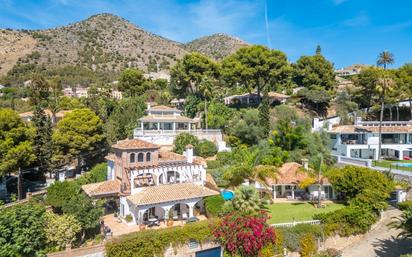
top-left (357, 120), bottom-right (412, 127)
top-left (134, 129), bottom-right (222, 136)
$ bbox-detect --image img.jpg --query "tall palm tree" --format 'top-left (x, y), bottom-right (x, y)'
top-left (376, 51), bottom-right (395, 160)
top-left (199, 77), bottom-right (214, 130)
top-left (223, 147), bottom-right (279, 187)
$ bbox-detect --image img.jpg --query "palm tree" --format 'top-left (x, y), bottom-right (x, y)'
top-left (232, 185), bottom-right (265, 214)
top-left (388, 209), bottom-right (412, 239)
top-left (376, 51), bottom-right (395, 160)
top-left (199, 76), bottom-right (214, 130)
top-left (223, 147), bottom-right (279, 187)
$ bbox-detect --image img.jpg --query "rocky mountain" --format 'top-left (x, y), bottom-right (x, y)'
top-left (184, 33), bottom-right (249, 60)
top-left (0, 14), bottom-right (248, 77)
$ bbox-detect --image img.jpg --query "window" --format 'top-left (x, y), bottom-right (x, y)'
top-left (137, 153), bottom-right (144, 162)
top-left (130, 153), bottom-right (136, 163)
top-left (146, 152), bottom-right (151, 162)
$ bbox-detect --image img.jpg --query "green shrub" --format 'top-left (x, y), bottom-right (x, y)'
top-left (173, 133), bottom-right (198, 154)
top-left (299, 233), bottom-right (317, 257)
top-left (106, 220), bottom-right (214, 257)
top-left (314, 207), bottom-right (376, 237)
top-left (196, 140), bottom-right (217, 157)
top-left (204, 195), bottom-right (225, 217)
top-left (277, 224), bottom-right (322, 252)
top-left (125, 214), bottom-right (133, 223)
top-left (398, 201), bottom-right (412, 211)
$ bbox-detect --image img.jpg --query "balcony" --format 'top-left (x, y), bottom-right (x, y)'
top-left (133, 129), bottom-right (222, 137)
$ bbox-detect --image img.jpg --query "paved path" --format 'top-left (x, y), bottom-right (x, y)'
top-left (342, 208), bottom-right (412, 257)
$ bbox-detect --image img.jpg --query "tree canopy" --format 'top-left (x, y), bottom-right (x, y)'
top-left (52, 108), bottom-right (105, 167)
top-left (0, 108), bottom-right (35, 175)
top-left (222, 45), bottom-right (290, 98)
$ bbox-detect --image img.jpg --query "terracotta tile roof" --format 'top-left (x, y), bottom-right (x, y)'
top-left (82, 180), bottom-right (121, 197)
top-left (112, 139), bottom-right (159, 150)
top-left (126, 183), bottom-right (218, 206)
top-left (139, 115), bottom-right (195, 122)
top-left (267, 92), bottom-right (290, 99)
top-left (148, 105), bottom-right (180, 111)
top-left (105, 153), bottom-right (115, 161)
top-left (266, 162), bottom-right (330, 185)
top-left (330, 125), bottom-right (412, 133)
top-left (158, 151), bottom-right (186, 162)
top-left (19, 109), bottom-right (72, 118)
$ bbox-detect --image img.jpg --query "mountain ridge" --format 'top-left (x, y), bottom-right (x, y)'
top-left (0, 13), bottom-right (248, 76)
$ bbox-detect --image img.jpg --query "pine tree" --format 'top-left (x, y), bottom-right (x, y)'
top-left (316, 45), bottom-right (322, 55)
top-left (259, 88), bottom-right (270, 137)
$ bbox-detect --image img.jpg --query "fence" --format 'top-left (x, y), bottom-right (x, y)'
top-left (270, 219), bottom-right (321, 228)
top-left (0, 190), bottom-right (47, 209)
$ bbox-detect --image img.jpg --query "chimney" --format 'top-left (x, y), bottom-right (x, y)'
top-left (185, 144), bottom-right (194, 164)
top-left (301, 158), bottom-right (309, 170)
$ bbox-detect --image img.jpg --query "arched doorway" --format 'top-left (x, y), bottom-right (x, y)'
top-left (141, 206), bottom-right (165, 224)
top-left (170, 203), bottom-right (190, 220)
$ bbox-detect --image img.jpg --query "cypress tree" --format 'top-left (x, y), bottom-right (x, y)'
top-left (259, 87), bottom-right (270, 137)
top-left (32, 106), bottom-right (53, 176)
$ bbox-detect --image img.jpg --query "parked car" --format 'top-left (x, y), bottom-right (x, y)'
top-left (186, 216), bottom-right (199, 223)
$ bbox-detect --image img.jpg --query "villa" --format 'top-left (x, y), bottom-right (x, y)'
top-left (223, 91), bottom-right (290, 106)
top-left (133, 104), bottom-right (225, 148)
top-left (248, 161), bottom-right (336, 201)
top-left (329, 117), bottom-right (412, 160)
top-left (82, 139), bottom-right (218, 225)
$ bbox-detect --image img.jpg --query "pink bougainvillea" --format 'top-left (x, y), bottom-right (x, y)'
top-left (213, 211), bottom-right (276, 256)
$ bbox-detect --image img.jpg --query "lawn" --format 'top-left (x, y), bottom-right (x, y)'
top-left (373, 160), bottom-right (412, 172)
top-left (266, 202), bottom-right (345, 224)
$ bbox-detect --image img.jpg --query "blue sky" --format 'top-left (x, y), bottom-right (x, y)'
top-left (1, 0), bottom-right (411, 68)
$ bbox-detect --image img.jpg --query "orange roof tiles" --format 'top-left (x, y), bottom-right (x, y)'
top-left (330, 125), bottom-right (412, 133)
top-left (82, 180), bottom-right (121, 197)
top-left (126, 183), bottom-right (218, 206)
top-left (112, 139), bottom-right (159, 150)
top-left (266, 162), bottom-right (330, 185)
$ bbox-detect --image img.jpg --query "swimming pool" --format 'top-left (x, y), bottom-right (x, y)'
top-left (220, 190), bottom-right (234, 200)
top-left (396, 163), bottom-right (412, 167)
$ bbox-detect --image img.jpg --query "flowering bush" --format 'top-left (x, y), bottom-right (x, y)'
top-left (213, 211), bottom-right (276, 256)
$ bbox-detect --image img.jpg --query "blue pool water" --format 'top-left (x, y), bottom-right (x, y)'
top-left (396, 163), bottom-right (412, 167)
top-left (221, 190), bottom-right (234, 200)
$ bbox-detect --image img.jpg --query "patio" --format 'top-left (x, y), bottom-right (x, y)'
top-left (101, 214), bottom-right (208, 237)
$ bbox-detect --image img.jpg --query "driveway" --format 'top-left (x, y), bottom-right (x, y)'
top-left (342, 208), bottom-right (412, 257)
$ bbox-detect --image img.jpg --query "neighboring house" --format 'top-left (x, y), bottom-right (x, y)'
top-left (19, 109), bottom-right (72, 123)
top-left (335, 64), bottom-right (369, 77)
top-left (328, 117), bottom-right (412, 160)
top-left (82, 139), bottom-right (218, 225)
top-left (133, 104), bottom-right (225, 148)
top-left (63, 86), bottom-right (88, 98)
top-left (251, 161), bottom-right (336, 201)
top-left (223, 91), bottom-right (290, 106)
top-left (170, 98), bottom-right (185, 109)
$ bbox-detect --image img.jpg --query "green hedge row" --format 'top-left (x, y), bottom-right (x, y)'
top-left (105, 220), bottom-right (215, 257)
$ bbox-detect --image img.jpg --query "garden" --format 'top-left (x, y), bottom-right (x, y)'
top-left (266, 202), bottom-right (344, 224)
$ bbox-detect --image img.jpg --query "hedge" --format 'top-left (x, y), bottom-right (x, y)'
top-left (105, 220), bottom-right (215, 257)
top-left (314, 207), bottom-right (377, 237)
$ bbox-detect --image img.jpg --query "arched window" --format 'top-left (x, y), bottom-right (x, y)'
top-left (146, 152), bottom-right (151, 162)
top-left (130, 153), bottom-right (135, 163)
top-left (137, 153), bottom-right (144, 162)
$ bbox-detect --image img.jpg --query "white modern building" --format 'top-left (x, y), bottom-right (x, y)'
top-left (82, 139), bottom-right (218, 225)
top-left (328, 118), bottom-right (412, 160)
top-left (134, 104), bottom-right (226, 149)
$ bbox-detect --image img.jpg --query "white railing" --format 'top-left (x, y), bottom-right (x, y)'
top-left (357, 120), bottom-right (412, 127)
top-left (334, 155), bottom-right (372, 167)
top-left (270, 220), bottom-right (321, 228)
top-left (134, 129), bottom-right (222, 136)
